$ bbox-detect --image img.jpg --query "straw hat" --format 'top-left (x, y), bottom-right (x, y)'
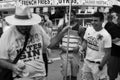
top-left (5, 5), bottom-right (41, 25)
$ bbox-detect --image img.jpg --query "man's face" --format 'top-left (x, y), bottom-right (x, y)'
top-left (44, 15), bottom-right (49, 20)
top-left (111, 12), bottom-right (118, 24)
top-left (16, 25), bottom-right (32, 35)
top-left (92, 17), bottom-right (103, 31)
top-left (67, 13), bottom-right (75, 21)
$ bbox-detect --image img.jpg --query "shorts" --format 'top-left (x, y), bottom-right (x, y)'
top-left (60, 53), bottom-right (79, 76)
top-left (107, 56), bottom-right (120, 79)
top-left (82, 59), bottom-right (107, 79)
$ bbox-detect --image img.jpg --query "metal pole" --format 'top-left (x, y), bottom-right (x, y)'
top-left (65, 0), bottom-right (72, 80)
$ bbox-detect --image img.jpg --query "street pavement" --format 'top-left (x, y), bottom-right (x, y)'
top-left (46, 49), bottom-right (120, 80)
top-left (46, 49), bottom-right (84, 80)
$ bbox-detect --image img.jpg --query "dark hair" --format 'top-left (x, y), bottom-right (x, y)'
top-left (43, 12), bottom-right (50, 17)
top-left (92, 12), bottom-right (104, 21)
top-left (109, 5), bottom-right (120, 14)
top-left (71, 9), bottom-right (76, 16)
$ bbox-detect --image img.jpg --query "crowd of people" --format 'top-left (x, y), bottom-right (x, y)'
top-left (0, 3), bottom-right (120, 80)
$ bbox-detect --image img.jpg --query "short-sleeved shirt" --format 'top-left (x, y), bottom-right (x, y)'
top-left (84, 26), bottom-right (111, 62)
top-left (0, 25), bottom-right (50, 77)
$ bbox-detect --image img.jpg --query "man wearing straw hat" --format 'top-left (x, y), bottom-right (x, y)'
top-left (0, 5), bottom-right (70, 80)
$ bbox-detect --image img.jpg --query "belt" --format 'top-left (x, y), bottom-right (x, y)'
top-left (86, 59), bottom-right (100, 64)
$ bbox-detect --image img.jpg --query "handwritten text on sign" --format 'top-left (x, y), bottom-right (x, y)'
top-left (18, 0), bottom-right (83, 6)
top-left (0, 0), bottom-right (111, 10)
top-left (83, 0), bottom-right (109, 6)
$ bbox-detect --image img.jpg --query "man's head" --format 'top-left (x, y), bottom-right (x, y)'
top-left (67, 10), bottom-right (76, 22)
top-left (109, 5), bottom-right (120, 24)
top-left (5, 5), bottom-right (41, 35)
top-left (92, 12), bottom-right (104, 31)
top-left (43, 12), bottom-right (50, 20)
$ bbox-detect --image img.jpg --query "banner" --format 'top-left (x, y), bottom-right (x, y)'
top-left (18, 0), bottom-right (52, 7)
top-left (0, 0), bottom-right (112, 10)
top-left (17, 0), bottom-right (83, 7)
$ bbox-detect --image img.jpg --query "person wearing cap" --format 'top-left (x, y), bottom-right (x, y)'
top-left (104, 5), bottom-right (120, 80)
top-left (0, 5), bottom-right (70, 80)
top-left (82, 12), bottom-right (111, 80)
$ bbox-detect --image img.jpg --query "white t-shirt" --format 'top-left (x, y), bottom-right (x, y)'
top-left (0, 25), bottom-right (50, 78)
top-left (84, 26), bottom-right (111, 62)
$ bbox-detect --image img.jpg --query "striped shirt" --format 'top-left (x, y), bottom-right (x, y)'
top-left (62, 29), bottom-right (81, 51)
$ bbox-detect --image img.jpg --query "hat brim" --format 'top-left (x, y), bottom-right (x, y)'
top-left (5, 13), bottom-right (41, 25)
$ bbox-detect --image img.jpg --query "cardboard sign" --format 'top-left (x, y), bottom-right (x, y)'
top-left (83, 0), bottom-right (111, 6)
top-left (0, 0), bottom-right (112, 10)
top-left (18, 0), bottom-right (52, 7)
top-left (18, 0), bottom-right (111, 7)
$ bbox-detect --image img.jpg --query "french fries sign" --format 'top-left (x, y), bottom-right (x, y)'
top-left (17, 0), bottom-right (82, 7)
top-left (18, 0), bottom-right (110, 7)
top-left (0, 0), bottom-right (111, 10)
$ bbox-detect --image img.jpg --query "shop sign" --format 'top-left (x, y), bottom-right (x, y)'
top-left (0, 1), bottom-right (15, 9)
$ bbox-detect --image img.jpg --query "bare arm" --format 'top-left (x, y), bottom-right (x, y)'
top-left (0, 59), bottom-right (13, 70)
top-left (99, 48), bottom-right (111, 70)
top-left (0, 59), bottom-right (24, 75)
top-left (48, 26), bottom-right (70, 49)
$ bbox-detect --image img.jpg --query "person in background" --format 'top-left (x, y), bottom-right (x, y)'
top-left (43, 12), bottom-right (53, 37)
top-left (82, 12), bottom-right (111, 80)
top-left (39, 14), bottom-right (45, 27)
top-left (105, 5), bottom-right (120, 80)
top-left (0, 5), bottom-right (70, 80)
top-left (60, 10), bottom-right (86, 80)
top-left (39, 13), bottom-right (53, 77)
top-left (43, 12), bottom-right (54, 64)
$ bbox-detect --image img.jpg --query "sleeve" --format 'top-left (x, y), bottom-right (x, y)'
top-left (105, 23), bottom-right (120, 39)
top-left (0, 30), bottom-right (10, 59)
top-left (104, 33), bottom-right (112, 48)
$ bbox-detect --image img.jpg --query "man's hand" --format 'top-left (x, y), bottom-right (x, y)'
top-left (62, 25), bottom-right (72, 33)
top-left (12, 64), bottom-right (24, 75)
top-left (60, 45), bottom-right (67, 52)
